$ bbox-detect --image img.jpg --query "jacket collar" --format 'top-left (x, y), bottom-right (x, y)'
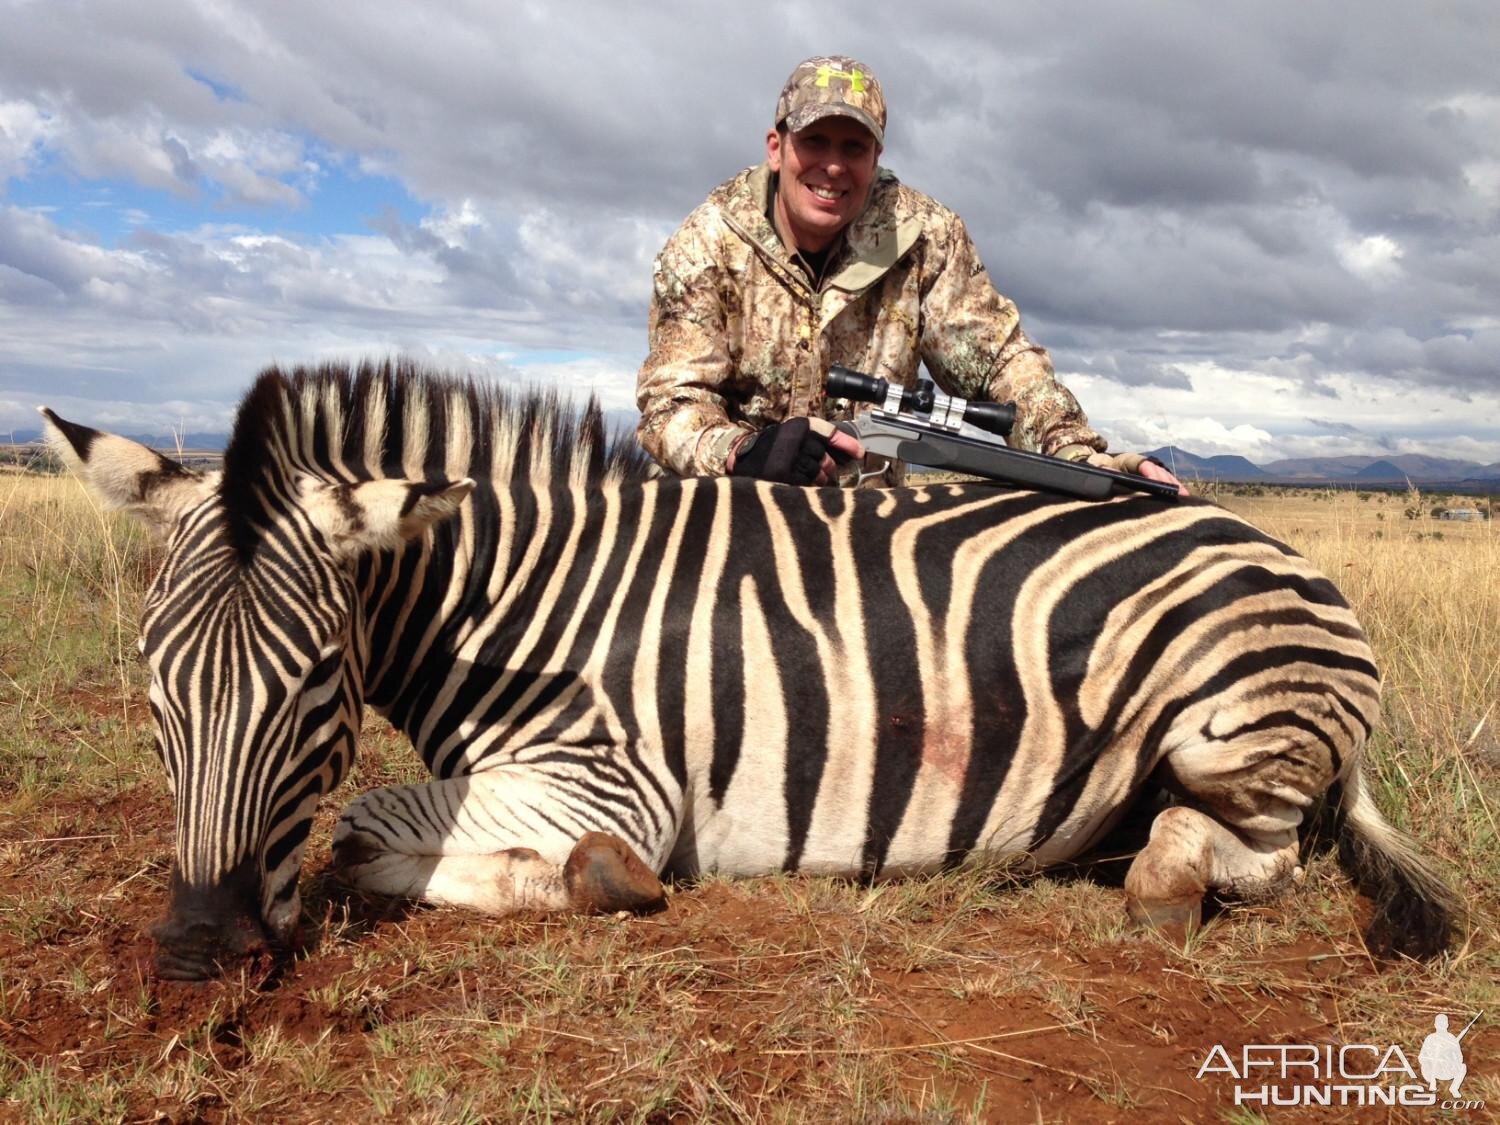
top-left (718, 163), bottom-right (923, 295)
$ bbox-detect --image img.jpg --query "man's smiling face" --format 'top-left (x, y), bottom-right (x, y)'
top-left (766, 116), bottom-right (880, 254)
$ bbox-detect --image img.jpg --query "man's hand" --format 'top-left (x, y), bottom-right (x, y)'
top-left (727, 417), bottom-right (865, 485)
top-left (1086, 451), bottom-right (1190, 496)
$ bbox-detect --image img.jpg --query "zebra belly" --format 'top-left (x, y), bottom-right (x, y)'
top-left (668, 717), bottom-right (1132, 879)
top-left (670, 752), bottom-right (1134, 880)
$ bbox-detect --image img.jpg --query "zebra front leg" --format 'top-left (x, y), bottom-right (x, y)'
top-left (331, 765), bottom-right (669, 916)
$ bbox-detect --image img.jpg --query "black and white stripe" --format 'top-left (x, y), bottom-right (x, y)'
top-left (43, 359), bottom-right (1457, 967)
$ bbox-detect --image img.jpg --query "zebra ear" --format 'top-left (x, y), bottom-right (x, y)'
top-left (301, 477), bottom-right (475, 562)
top-left (40, 407), bottom-right (217, 539)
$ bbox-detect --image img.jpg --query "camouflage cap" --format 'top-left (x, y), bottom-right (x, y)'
top-left (774, 56), bottom-right (886, 146)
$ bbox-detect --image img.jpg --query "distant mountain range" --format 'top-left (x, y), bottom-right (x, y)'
top-left (10, 427), bottom-right (1499, 487)
top-left (6, 412), bottom-right (645, 455)
top-left (6, 428), bottom-right (231, 452)
top-left (1147, 447), bottom-right (1500, 485)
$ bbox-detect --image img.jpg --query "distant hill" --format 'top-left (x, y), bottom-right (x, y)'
top-left (12, 416), bottom-right (647, 453)
top-left (1352, 459), bottom-right (1406, 481)
top-left (1146, 447), bottom-right (1271, 481)
top-left (1381, 454), bottom-right (1485, 478)
top-left (7, 427), bottom-right (228, 451)
top-left (1262, 453), bottom-right (1484, 480)
top-left (1261, 456), bottom-right (1369, 478)
top-left (8, 425), bottom-right (1497, 491)
top-left (130, 432), bottom-right (229, 452)
top-left (1137, 447), bottom-right (1494, 488)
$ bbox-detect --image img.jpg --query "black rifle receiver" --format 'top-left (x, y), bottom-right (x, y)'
top-left (826, 365), bottom-right (1179, 502)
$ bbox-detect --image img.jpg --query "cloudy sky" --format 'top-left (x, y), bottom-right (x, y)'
top-left (3, 0), bottom-right (1498, 463)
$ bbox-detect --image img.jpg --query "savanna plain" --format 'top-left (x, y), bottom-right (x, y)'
top-left (1, 466), bottom-right (1496, 1123)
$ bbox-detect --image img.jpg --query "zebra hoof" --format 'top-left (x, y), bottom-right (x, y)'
top-left (564, 832), bottom-right (666, 915)
top-left (1125, 893), bottom-right (1202, 937)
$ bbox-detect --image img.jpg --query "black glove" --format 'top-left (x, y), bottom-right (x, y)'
top-left (729, 418), bottom-right (852, 485)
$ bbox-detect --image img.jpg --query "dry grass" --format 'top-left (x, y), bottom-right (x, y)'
top-left (1216, 487), bottom-right (1499, 853)
top-left (1, 470), bottom-right (1496, 1122)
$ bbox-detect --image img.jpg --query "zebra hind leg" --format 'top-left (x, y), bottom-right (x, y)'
top-left (1123, 805), bottom-right (1299, 932)
top-left (331, 768), bottom-right (668, 917)
top-left (1125, 727), bottom-right (1331, 935)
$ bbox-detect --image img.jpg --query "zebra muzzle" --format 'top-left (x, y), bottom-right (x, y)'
top-left (153, 859), bottom-right (276, 981)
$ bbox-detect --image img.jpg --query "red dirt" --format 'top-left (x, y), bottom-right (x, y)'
top-left (0, 784), bottom-right (1486, 1123)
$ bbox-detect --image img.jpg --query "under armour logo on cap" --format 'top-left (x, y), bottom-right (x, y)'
top-left (775, 56), bottom-right (886, 145)
top-left (815, 66), bottom-right (867, 93)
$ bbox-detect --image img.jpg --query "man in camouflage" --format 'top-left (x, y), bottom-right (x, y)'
top-left (636, 56), bottom-right (1184, 492)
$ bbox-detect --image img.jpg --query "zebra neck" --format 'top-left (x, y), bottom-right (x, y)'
top-left (356, 482), bottom-right (589, 756)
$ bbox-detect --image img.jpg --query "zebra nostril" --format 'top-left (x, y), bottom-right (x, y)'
top-left (153, 916), bottom-right (214, 955)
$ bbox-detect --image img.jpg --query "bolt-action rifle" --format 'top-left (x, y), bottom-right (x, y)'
top-left (827, 365), bottom-right (1179, 502)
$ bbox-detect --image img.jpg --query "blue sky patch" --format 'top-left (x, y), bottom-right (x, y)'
top-left (7, 157), bottom-right (427, 246)
top-left (184, 68), bottom-right (248, 104)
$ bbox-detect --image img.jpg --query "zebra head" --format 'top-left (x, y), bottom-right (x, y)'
top-left (41, 407), bottom-right (471, 979)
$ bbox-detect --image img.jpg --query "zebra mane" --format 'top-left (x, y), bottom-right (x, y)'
top-left (219, 358), bottom-right (655, 559)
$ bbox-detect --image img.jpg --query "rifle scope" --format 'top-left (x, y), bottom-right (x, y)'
top-left (827, 365), bottom-right (1016, 439)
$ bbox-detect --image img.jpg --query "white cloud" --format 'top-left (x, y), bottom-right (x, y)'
top-left (1124, 417), bottom-right (1275, 457)
top-left (421, 199), bottom-right (486, 244)
top-left (0, 2), bottom-right (1497, 466)
top-left (1063, 363), bottom-right (1500, 463)
top-left (1464, 159), bottom-right (1500, 207)
top-left (1337, 234), bottom-right (1404, 282)
top-left (0, 100), bottom-right (55, 182)
top-left (515, 210), bottom-right (666, 308)
top-left (24, 394), bottom-right (239, 436)
top-left (508, 354), bottom-right (640, 415)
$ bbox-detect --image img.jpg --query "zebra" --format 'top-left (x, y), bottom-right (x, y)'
top-left (42, 359), bottom-right (1456, 979)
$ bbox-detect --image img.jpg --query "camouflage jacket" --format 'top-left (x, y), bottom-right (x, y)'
top-left (636, 163), bottom-right (1106, 480)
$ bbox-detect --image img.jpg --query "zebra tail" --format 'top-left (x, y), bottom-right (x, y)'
top-left (1334, 765), bottom-right (1459, 960)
